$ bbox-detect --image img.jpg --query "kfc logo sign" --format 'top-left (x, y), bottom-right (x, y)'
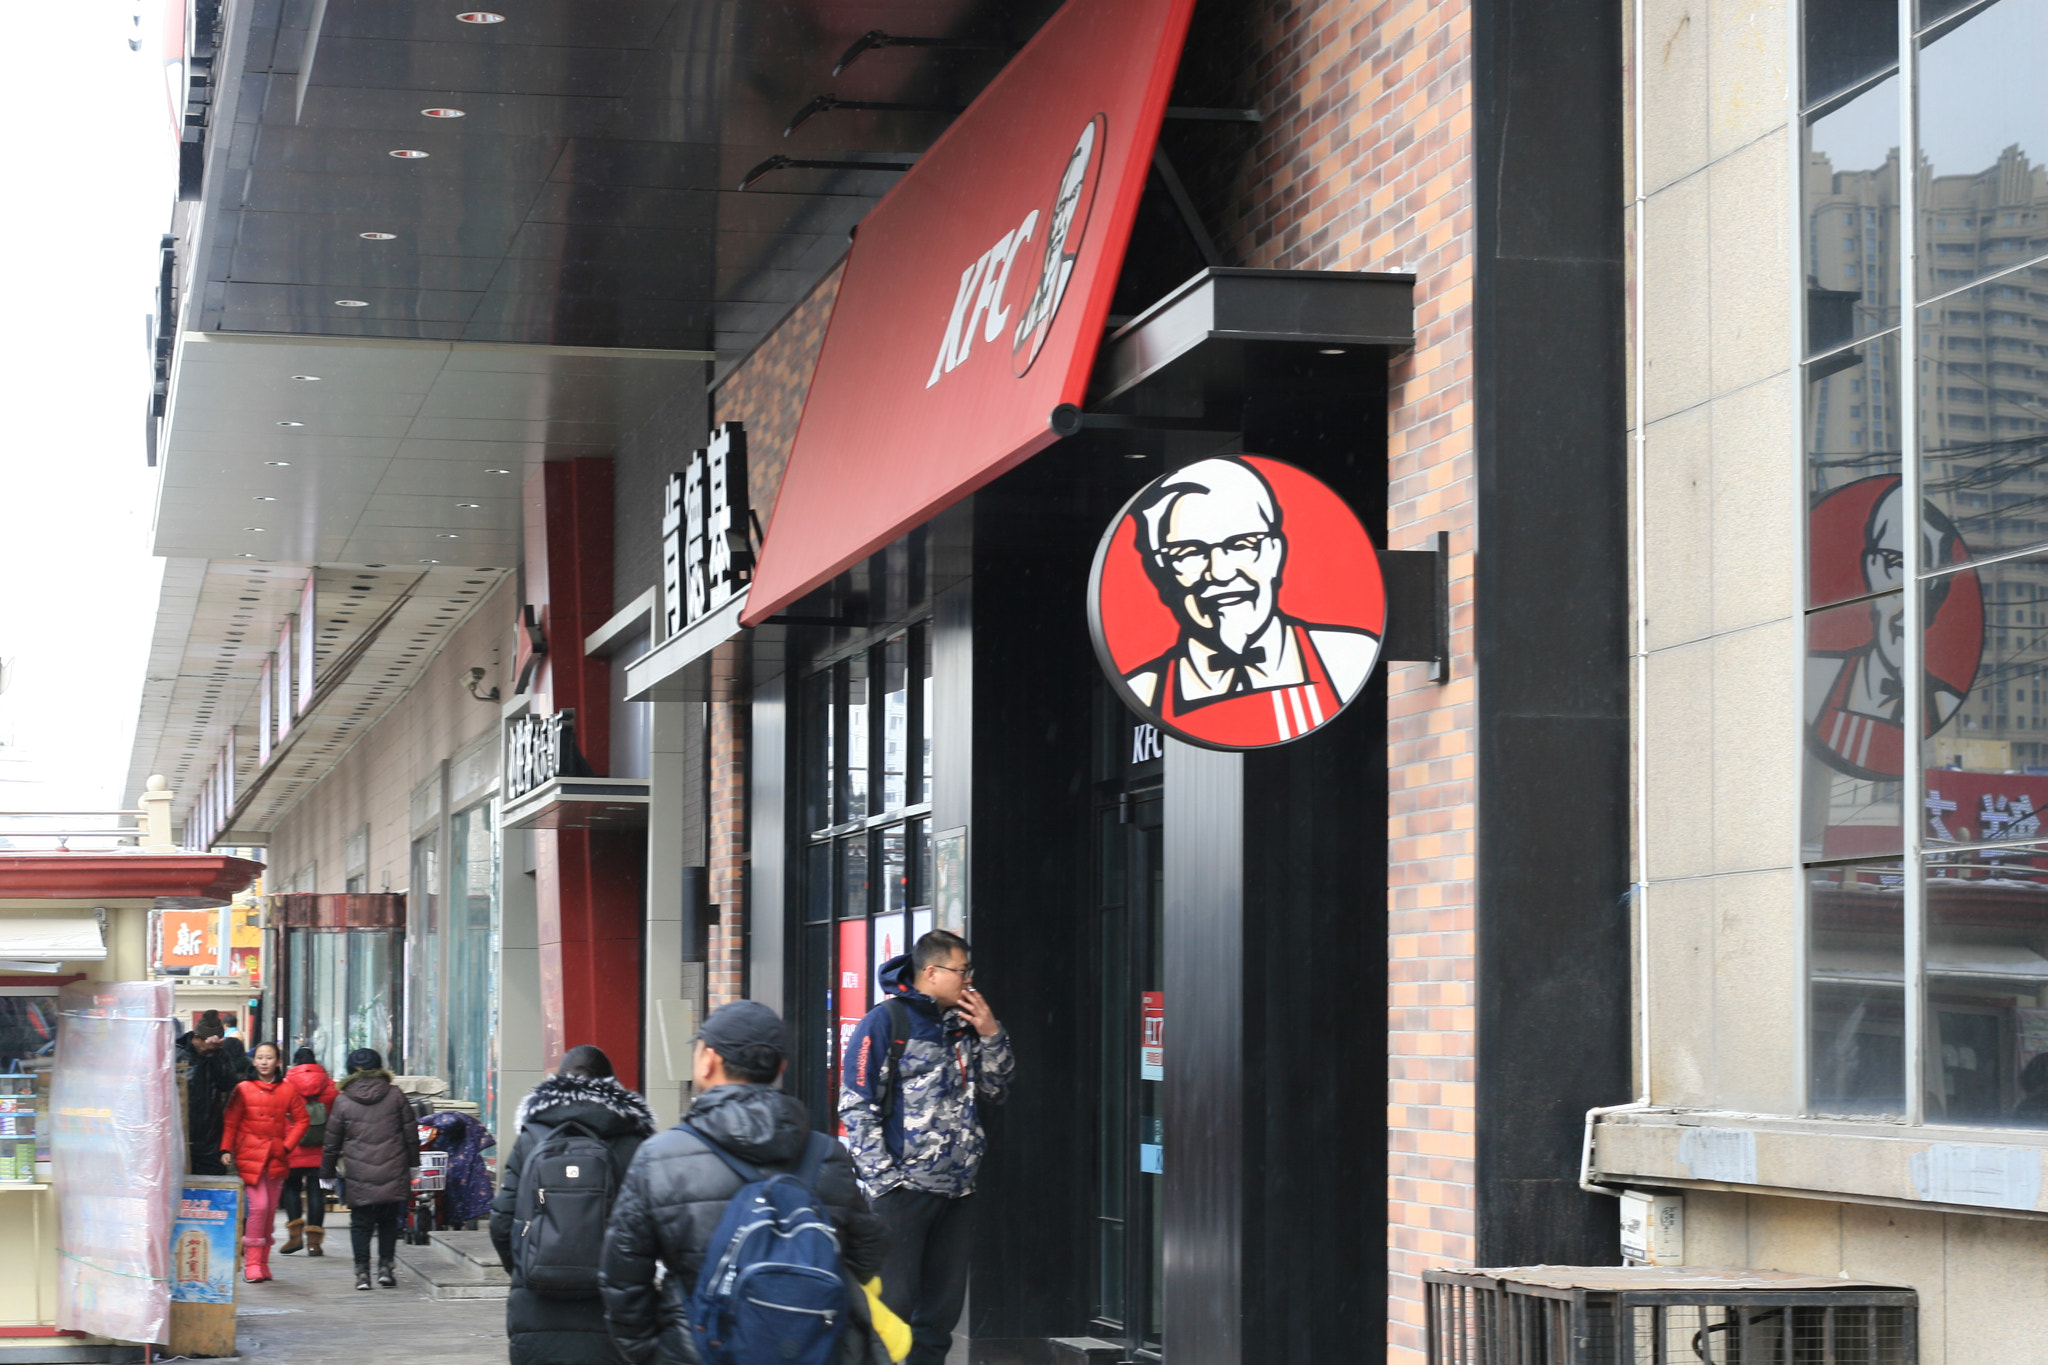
top-left (927, 115), bottom-right (1105, 390)
top-left (1806, 474), bottom-right (1982, 779)
top-left (1089, 457), bottom-right (1386, 750)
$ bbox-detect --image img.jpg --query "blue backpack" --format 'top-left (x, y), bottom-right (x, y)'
top-left (684, 1124), bottom-right (850, 1365)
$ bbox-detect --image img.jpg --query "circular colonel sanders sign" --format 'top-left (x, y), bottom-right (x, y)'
top-left (1011, 115), bottom-right (1104, 377)
top-left (1089, 456), bottom-right (1386, 750)
top-left (1806, 475), bottom-right (1982, 779)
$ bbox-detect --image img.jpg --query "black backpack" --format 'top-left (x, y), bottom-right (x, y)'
top-left (513, 1119), bottom-right (620, 1296)
top-left (869, 999), bottom-right (914, 1124)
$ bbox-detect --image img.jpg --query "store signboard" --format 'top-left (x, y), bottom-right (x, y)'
top-left (156, 909), bottom-right (219, 971)
top-left (1088, 457), bottom-right (1386, 750)
top-left (504, 709), bottom-right (581, 801)
top-left (662, 423), bottom-right (752, 637)
top-left (743, 0), bottom-right (1199, 624)
top-left (1141, 991), bottom-right (1163, 1082)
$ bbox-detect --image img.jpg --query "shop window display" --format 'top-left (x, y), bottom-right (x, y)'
top-left (1801, 0), bottom-right (2048, 1125)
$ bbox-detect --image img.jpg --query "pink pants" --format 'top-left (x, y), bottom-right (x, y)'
top-left (244, 1174), bottom-right (286, 1249)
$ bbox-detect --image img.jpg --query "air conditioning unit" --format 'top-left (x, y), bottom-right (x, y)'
top-left (1423, 1265), bottom-right (1915, 1364)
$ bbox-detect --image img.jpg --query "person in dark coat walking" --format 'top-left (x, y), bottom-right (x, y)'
top-left (174, 1013), bottom-right (239, 1176)
top-left (491, 1045), bottom-right (654, 1365)
top-left (600, 1001), bottom-right (889, 1365)
top-left (319, 1047), bottom-right (418, 1291)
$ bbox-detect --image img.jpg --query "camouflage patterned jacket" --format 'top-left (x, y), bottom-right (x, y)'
top-left (838, 954), bottom-right (1016, 1197)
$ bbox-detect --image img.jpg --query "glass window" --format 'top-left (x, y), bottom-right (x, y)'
top-left (407, 832), bottom-right (439, 1075)
top-left (1809, 861), bottom-right (1907, 1116)
top-left (1926, 849), bottom-right (2048, 1124)
top-left (1803, 76), bottom-right (1900, 360)
top-left (1918, 271), bottom-right (2048, 565)
top-left (446, 801), bottom-right (498, 1111)
top-left (1804, 0), bottom-right (1899, 107)
top-left (797, 619), bottom-right (937, 1125)
top-left (1807, 337), bottom-right (1905, 607)
top-left (882, 634), bottom-right (908, 813)
top-left (1916, 0), bottom-right (2048, 296)
top-left (1805, 596), bottom-right (1910, 859)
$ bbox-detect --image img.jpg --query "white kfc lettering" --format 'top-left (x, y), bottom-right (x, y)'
top-left (926, 211), bottom-right (1038, 389)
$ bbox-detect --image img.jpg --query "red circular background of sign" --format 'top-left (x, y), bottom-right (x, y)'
top-left (1092, 457), bottom-right (1386, 743)
top-left (1807, 474), bottom-right (1981, 700)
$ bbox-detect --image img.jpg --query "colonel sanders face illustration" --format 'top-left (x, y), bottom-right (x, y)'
top-left (1138, 458), bottom-right (1286, 657)
top-left (1095, 457), bottom-right (1384, 749)
top-left (1013, 116), bottom-right (1101, 374)
top-left (1806, 478), bottom-right (1976, 780)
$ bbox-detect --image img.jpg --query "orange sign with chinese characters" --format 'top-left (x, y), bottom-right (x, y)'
top-left (157, 910), bottom-right (218, 969)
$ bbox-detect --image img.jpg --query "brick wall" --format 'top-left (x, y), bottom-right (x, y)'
top-left (714, 260), bottom-right (848, 526)
top-left (1210, 1), bottom-right (1479, 1356)
top-left (706, 640), bottom-right (749, 1007)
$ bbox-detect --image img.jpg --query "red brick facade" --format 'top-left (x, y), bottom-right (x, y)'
top-left (707, 641), bottom-right (749, 1008)
top-left (1214, 2), bottom-right (1478, 1356)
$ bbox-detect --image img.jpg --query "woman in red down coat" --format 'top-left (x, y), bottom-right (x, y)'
top-left (221, 1041), bottom-right (309, 1283)
top-left (280, 1047), bottom-right (338, 1256)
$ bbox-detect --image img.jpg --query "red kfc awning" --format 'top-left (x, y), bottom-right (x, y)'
top-left (741, 0), bottom-right (1200, 625)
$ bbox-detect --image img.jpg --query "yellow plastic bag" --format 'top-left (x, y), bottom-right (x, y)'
top-left (862, 1277), bottom-right (913, 1363)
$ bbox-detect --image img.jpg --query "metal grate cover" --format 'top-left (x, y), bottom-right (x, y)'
top-left (1424, 1266), bottom-right (1916, 1365)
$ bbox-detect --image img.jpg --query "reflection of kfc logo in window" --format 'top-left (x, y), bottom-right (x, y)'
top-left (1012, 115), bottom-right (1104, 376)
top-left (1089, 457), bottom-right (1385, 750)
top-left (1807, 476), bottom-right (1982, 779)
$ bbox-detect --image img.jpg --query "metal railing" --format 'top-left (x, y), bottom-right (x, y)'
top-left (0, 777), bottom-right (178, 850)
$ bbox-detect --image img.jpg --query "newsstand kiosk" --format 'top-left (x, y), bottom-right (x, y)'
top-left (0, 778), bottom-right (261, 1363)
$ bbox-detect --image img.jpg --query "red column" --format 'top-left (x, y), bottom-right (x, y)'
top-left (525, 459), bottom-right (643, 1086)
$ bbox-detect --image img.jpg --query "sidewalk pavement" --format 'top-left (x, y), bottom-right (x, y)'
top-left (205, 1241), bottom-right (506, 1364)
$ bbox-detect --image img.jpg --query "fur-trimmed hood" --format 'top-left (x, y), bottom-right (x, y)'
top-left (515, 1072), bottom-right (656, 1137)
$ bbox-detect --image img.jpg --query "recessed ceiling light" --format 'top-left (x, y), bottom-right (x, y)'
top-left (1319, 346), bottom-right (1347, 355)
top-left (457, 502), bottom-right (481, 509)
top-left (1123, 452), bottom-right (1146, 459)
top-left (291, 374), bottom-right (321, 381)
top-left (245, 527), bottom-right (266, 532)
top-left (359, 232), bottom-right (397, 241)
top-left (438, 533), bottom-right (461, 539)
top-left (336, 299), bottom-right (369, 307)
top-left (422, 107), bottom-right (465, 119)
top-left (237, 553), bottom-right (257, 559)
top-left (265, 460), bottom-right (291, 467)
top-left (485, 467), bottom-right (511, 474)
top-left (456, 10), bottom-right (505, 21)
top-left (276, 420), bottom-right (304, 427)
top-left (420, 559), bottom-right (442, 564)
top-left (389, 149), bottom-right (430, 159)
top-left (253, 496), bottom-right (278, 502)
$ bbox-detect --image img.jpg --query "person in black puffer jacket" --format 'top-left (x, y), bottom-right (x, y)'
top-left (600, 1001), bottom-right (889, 1365)
top-left (491, 1046), bottom-right (655, 1365)
top-left (319, 1048), bottom-right (418, 1291)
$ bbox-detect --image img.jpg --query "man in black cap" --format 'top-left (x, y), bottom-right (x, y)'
top-left (601, 1000), bottom-right (887, 1364)
top-left (174, 1011), bottom-right (239, 1175)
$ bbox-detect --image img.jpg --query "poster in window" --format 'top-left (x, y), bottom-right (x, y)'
top-left (1140, 991), bottom-right (1163, 1082)
top-left (872, 913), bottom-right (906, 1005)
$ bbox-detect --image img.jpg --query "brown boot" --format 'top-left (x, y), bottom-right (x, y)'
top-left (279, 1219), bottom-right (306, 1255)
top-left (305, 1224), bottom-right (325, 1257)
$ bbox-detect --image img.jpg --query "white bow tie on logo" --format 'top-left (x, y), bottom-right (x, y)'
top-left (926, 209), bottom-right (1040, 388)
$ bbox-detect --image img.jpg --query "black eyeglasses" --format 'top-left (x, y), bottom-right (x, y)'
top-left (927, 963), bottom-right (974, 982)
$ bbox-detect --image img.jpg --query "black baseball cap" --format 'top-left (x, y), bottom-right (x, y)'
top-left (699, 1000), bottom-right (789, 1065)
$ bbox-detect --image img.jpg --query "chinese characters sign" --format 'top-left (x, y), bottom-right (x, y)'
top-left (662, 423), bottom-right (752, 636)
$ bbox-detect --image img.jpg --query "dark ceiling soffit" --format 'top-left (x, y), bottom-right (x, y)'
top-left (1085, 267), bottom-right (1416, 410)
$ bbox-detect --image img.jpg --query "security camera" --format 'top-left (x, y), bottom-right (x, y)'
top-left (464, 667), bottom-right (501, 702)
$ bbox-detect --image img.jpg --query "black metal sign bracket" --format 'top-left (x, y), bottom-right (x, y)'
top-left (1380, 531), bottom-right (1450, 682)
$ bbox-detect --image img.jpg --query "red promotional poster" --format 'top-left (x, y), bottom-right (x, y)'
top-left (1089, 457), bottom-right (1385, 750)
top-left (744, 0), bottom-right (1199, 624)
top-left (1806, 475), bottom-right (1982, 780)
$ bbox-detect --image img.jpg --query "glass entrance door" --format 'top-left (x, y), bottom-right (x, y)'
top-left (1096, 788), bottom-right (1163, 1357)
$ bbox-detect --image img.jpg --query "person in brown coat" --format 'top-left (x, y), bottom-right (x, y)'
top-left (318, 1047), bottom-right (418, 1291)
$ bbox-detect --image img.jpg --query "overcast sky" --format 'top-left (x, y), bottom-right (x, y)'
top-left (0, 2), bottom-right (172, 815)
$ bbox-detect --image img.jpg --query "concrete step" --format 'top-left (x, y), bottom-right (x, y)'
top-left (394, 1230), bottom-right (511, 1300)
